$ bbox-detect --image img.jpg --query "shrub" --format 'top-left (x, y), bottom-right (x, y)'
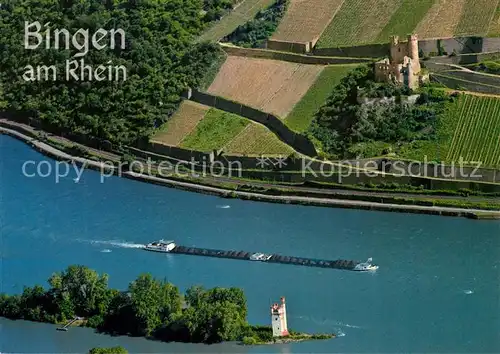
top-left (242, 336), bottom-right (259, 345)
top-left (89, 347), bottom-right (128, 354)
top-left (223, 0), bottom-right (287, 48)
top-left (70, 145), bottom-right (89, 158)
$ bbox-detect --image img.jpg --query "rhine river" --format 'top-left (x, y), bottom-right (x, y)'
top-left (1, 134), bottom-right (499, 353)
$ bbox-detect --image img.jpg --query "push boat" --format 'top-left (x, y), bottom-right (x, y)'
top-left (249, 253), bottom-right (273, 261)
top-left (144, 240), bottom-right (176, 253)
top-left (353, 258), bottom-right (379, 271)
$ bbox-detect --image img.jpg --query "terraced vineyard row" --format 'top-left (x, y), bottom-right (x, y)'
top-left (317, 0), bottom-right (402, 47)
top-left (316, 0), bottom-right (500, 47)
top-left (455, 0), bottom-right (499, 36)
top-left (446, 95), bottom-right (500, 167)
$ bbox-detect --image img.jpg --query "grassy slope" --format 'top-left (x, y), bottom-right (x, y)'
top-left (180, 107), bottom-right (295, 155)
top-left (285, 65), bottom-right (356, 132)
top-left (399, 94), bottom-right (500, 167)
top-left (375, 0), bottom-right (436, 43)
top-left (180, 108), bottom-right (249, 151)
top-left (224, 123), bottom-right (294, 155)
top-left (197, 0), bottom-right (276, 42)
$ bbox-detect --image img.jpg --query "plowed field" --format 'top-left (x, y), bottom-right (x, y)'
top-left (270, 0), bottom-right (345, 45)
top-left (207, 56), bottom-right (323, 117)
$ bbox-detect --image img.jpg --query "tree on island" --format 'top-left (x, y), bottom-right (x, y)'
top-left (88, 347), bottom-right (127, 354)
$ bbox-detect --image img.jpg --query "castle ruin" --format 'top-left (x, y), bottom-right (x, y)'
top-left (375, 34), bottom-right (426, 89)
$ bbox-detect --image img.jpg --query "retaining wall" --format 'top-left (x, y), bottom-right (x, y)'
top-left (431, 73), bottom-right (500, 95)
top-left (186, 90), bottom-right (317, 156)
top-left (314, 43), bottom-right (388, 58)
top-left (220, 44), bottom-right (372, 64)
top-left (419, 37), bottom-right (500, 56)
top-left (135, 141), bottom-right (211, 162)
top-left (444, 70), bottom-right (500, 87)
top-left (314, 36), bottom-right (500, 59)
top-left (266, 39), bottom-right (310, 54)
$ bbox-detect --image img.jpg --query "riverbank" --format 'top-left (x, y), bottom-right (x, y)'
top-left (1, 123), bottom-right (500, 220)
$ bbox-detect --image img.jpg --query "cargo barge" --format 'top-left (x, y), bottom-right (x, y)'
top-left (143, 240), bottom-right (378, 272)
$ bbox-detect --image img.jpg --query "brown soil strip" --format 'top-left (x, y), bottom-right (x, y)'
top-left (207, 56), bottom-right (322, 117)
top-left (151, 101), bottom-right (209, 146)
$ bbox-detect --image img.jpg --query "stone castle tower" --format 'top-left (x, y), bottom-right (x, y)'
top-left (375, 34), bottom-right (424, 89)
top-left (271, 297), bottom-right (289, 337)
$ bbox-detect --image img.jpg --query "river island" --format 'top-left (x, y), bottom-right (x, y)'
top-left (0, 265), bottom-right (334, 346)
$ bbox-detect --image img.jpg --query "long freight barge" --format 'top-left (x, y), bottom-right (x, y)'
top-left (143, 240), bottom-right (378, 272)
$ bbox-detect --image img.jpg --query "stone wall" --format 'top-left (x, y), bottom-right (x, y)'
top-left (220, 44), bottom-right (372, 64)
top-left (135, 141), bottom-right (210, 162)
top-left (266, 39), bottom-right (310, 54)
top-left (313, 43), bottom-right (388, 58)
top-left (419, 37), bottom-right (500, 56)
top-left (431, 73), bottom-right (500, 95)
top-left (314, 36), bottom-right (500, 59)
top-left (186, 90), bottom-right (317, 156)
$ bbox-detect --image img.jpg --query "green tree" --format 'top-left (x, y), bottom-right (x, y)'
top-left (88, 346), bottom-right (128, 354)
top-left (128, 274), bottom-right (182, 336)
top-left (48, 265), bottom-right (110, 318)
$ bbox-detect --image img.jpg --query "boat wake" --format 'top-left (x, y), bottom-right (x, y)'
top-left (79, 239), bottom-right (145, 249)
top-left (216, 205), bottom-right (231, 209)
top-left (100, 249), bottom-right (112, 253)
top-left (291, 315), bottom-right (362, 329)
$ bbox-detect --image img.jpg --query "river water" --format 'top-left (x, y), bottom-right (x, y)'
top-left (0, 135), bottom-right (499, 353)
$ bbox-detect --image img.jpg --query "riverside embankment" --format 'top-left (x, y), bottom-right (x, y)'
top-left (1, 124), bottom-right (500, 220)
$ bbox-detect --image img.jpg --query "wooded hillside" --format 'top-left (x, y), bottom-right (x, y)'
top-left (0, 0), bottom-right (225, 145)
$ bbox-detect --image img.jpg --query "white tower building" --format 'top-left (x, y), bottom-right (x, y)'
top-left (271, 297), bottom-right (289, 337)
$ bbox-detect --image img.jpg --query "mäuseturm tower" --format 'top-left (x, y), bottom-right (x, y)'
top-left (375, 34), bottom-right (427, 89)
top-left (271, 297), bottom-right (289, 337)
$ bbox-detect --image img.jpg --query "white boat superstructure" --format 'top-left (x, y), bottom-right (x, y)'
top-left (144, 240), bottom-right (176, 253)
top-left (250, 253), bottom-right (272, 261)
top-left (354, 257), bottom-right (379, 271)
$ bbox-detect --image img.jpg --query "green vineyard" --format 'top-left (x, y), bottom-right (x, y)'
top-left (446, 95), bottom-right (500, 167)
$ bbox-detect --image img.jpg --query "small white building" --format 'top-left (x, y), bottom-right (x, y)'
top-left (271, 297), bottom-right (289, 337)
